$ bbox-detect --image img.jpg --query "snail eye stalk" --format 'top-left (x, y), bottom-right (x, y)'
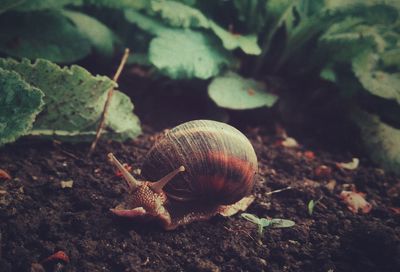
top-left (149, 166), bottom-right (185, 193)
top-left (108, 153), bottom-right (141, 190)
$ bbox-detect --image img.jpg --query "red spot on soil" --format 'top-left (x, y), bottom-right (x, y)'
top-left (304, 151), bottom-right (315, 160)
top-left (42, 251), bottom-right (70, 264)
top-left (314, 165), bottom-right (332, 178)
top-left (389, 207), bottom-right (400, 214)
top-left (0, 169), bottom-right (11, 180)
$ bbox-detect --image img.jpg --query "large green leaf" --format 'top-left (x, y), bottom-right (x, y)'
top-left (125, 10), bottom-right (238, 79)
top-left (149, 0), bottom-right (209, 28)
top-left (352, 51), bottom-right (400, 105)
top-left (12, 0), bottom-right (148, 10)
top-left (106, 91), bottom-right (141, 141)
top-left (82, 0), bottom-right (148, 9)
top-left (325, 0), bottom-right (400, 13)
top-left (144, 1), bottom-right (261, 55)
top-left (0, 10), bottom-right (91, 62)
top-left (149, 29), bottom-right (231, 79)
top-left (13, 0), bottom-right (82, 11)
top-left (124, 9), bottom-right (169, 36)
top-left (353, 110), bottom-right (400, 175)
top-left (208, 72), bottom-right (278, 110)
top-left (319, 20), bottom-right (387, 61)
top-left (208, 22), bottom-right (261, 55)
top-left (0, 67), bottom-right (44, 146)
top-left (0, 58), bottom-right (141, 141)
top-left (61, 10), bottom-right (115, 57)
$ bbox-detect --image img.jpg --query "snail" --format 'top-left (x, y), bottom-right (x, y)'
top-left (108, 120), bottom-right (258, 230)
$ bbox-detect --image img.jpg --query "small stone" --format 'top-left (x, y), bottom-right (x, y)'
top-left (60, 180), bottom-right (74, 189)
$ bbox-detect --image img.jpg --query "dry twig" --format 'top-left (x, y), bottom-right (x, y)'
top-left (88, 48), bottom-right (130, 156)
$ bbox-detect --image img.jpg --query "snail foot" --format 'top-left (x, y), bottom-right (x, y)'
top-left (110, 207), bottom-right (147, 218)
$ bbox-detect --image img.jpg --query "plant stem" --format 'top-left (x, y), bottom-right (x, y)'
top-left (88, 48), bottom-right (130, 156)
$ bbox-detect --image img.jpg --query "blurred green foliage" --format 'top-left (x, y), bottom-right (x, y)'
top-left (0, 0), bottom-right (399, 174)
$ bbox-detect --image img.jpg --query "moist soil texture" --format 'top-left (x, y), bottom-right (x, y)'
top-left (1, 76), bottom-right (400, 272)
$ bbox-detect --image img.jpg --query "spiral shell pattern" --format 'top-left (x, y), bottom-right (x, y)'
top-left (141, 120), bottom-right (258, 205)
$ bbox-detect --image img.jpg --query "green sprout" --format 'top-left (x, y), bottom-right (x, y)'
top-left (241, 213), bottom-right (295, 235)
top-left (307, 197), bottom-right (323, 216)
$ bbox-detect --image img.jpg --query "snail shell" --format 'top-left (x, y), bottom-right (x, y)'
top-left (141, 120), bottom-right (258, 205)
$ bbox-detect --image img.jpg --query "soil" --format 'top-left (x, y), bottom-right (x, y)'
top-left (1, 73), bottom-right (400, 272)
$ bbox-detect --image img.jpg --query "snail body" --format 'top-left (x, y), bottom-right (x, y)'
top-left (108, 120), bottom-right (258, 230)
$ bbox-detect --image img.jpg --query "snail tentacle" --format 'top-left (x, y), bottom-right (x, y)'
top-left (149, 166), bottom-right (185, 193)
top-left (108, 153), bottom-right (141, 190)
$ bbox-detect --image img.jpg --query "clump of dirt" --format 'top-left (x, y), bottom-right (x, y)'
top-left (1, 119), bottom-right (399, 271)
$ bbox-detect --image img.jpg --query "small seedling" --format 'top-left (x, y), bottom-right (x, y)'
top-left (241, 213), bottom-right (295, 235)
top-left (308, 197), bottom-right (323, 216)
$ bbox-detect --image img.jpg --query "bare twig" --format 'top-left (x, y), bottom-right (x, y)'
top-left (265, 186), bottom-right (292, 196)
top-left (60, 149), bottom-right (81, 161)
top-left (88, 48), bottom-right (130, 156)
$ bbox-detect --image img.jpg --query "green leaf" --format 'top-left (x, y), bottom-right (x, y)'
top-left (13, 0), bottom-right (83, 11)
top-left (352, 51), bottom-right (400, 105)
top-left (0, 67), bottom-right (44, 146)
top-left (125, 10), bottom-right (231, 79)
top-left (353, 110), bottom-right (400, 175)
top-left (14, 0), bottom-right (147, 10)
top-left (144, 1), bottom-right (261, 55)
top-left (82, 0), bottom-right (148, 9)
top-left (320, 67), bottom-right (337, 82)
top-left (12, 0), bottom-right (148, 11)
top-left (270, 219), bottom-right (296, 228)
top-left (149, 0), bottom-right (209, 28)
top-left (0, 11), bottom-right (91, 62)
top-left (208, 72), bottom-right (278, 110)
top-left (61, 10), bottom-right (115, 57)
top-left (320, 22), bottom-right (387, 62)
top-left (259, 218), bottom-right (272, 228)
top-left (241, 213), bottom-right (261, 224)
top-left (325, 0), bottom-right (400, 14)
top-left (241, 213), bottom-right (295, 235)
top-left (0, 58), bottom-right (141, 141)
top-left (106, 91), bottom-right (141, 141)
top-left (308, 200), bottom-right (316, 215)
top-left (149, 29), bottom-right (231, 79)
top-left (208, 22), bottom-right (261, 55)
top-left (124, 9), bottom-right (169, 36)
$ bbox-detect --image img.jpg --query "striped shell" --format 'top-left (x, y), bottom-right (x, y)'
top-left (141, 120), bottom-right (258, 205)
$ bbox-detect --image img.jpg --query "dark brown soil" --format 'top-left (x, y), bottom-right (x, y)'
top-left (1, 77), bottom-right (400, 272)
